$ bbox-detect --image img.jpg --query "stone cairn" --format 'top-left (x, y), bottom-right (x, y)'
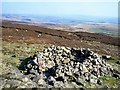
top-left (20, 45), bottom-right (120, 88)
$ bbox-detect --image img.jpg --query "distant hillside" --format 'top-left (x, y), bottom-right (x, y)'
top-left (2, 14), bottom-right (118, 24)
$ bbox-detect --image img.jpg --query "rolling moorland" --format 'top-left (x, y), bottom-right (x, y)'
top-left (0, 19), bottom-right (120, 89)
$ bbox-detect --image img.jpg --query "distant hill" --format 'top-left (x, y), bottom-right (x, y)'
top-left (2, 14), bottom-right (118, 24)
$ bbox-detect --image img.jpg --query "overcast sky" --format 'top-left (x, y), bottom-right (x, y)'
top-left (2, 2), bottom-right (118, 18)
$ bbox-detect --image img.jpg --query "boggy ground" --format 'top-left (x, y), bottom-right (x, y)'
top-left (0, 20), bottom-right (120, 89)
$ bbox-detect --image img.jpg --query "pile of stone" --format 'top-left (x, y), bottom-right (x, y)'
top-left (20, 45), bottom-right (119, 88)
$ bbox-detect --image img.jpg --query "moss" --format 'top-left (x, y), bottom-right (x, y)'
top-left (2, 54), bottom-right (20, 67)
top-left (99, 75), bottom-right (120, 88)
top-left (2, 41), bottom-right (49, 66)
top-left (108, 62), bottom-right (120, 73)
top-left (1, 41), bottom-right (50, 76)
top-left (84, 81), bottom-right (99, 88)
top-left (85, 82), bottom-right (92, 86)
top-left (84, 76), bottom-right (120, 88)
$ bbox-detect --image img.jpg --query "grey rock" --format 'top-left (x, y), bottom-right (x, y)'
top-left (44, 52), bottom-right (49, 56)
top-left (70, 61), bottom-right (74, 67)
top-left (93, 53), bottom-right (99, 58)
top-left (17, 45), bottom-right (116, 88)
top-left (49, 76), bottom-right (56, 81)
top-left (113, 73), bottom-right (120, 79)
top-left (93, 67), bottom-right (98, 73)
top-left (4, 84), bottom-right (11, 88)
top-left (0, 77), bottom-right (4, 89)
top-left (34, 51), bottom-right (43, 58)
top-left (102, 55), bottom-right (111, 60)
top-left (22, 77), bottom-right (29, 82)
top-left (77, 78), bottom-right (85, 86)
top-left (90, 78), bottom-right (97, 84)
top-left (74, 68), bottom-right (79, 73)
top-left (65, 71), bottom-right (73, 76)
top-left (116, 60), bottom-right (120, 65)
top-left (90, 74), bottom-right (97, 79)
top-left (43, 48), bottom-right (48, 53)
top-left (29, 68), bottom-right (38, 75)
top-left (76, 62), bottom-right (80, 68)
top-left (100, 67), bottom-right (108, 74)
top-left (97, 79), bottom-right (102, 85)
top-left (54, 81), bottom-right (64, 87)
top-left (91, 59), bottom-right (99, 65)
top-left (47, 60), bottom-right (55, 68)
top-left (26, 63), bottom-right (33, 69)
top-left (38, 78), bottom-right (46, 85)
top-left (6, 79), bottom-right (21, 88)
top-left (63, 58), bottom-right (70, 64)
top-left (82, 64), bottom-right (88, 73)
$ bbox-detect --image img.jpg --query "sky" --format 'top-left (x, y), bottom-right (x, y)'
top-left (2, 0), bottom-right (119, 2)
top-left (2, 2), bottom-right (118, 18)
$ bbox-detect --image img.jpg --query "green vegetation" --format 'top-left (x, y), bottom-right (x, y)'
top-left (107, 58), bottom-right (120, 73)
top-left (1, 41), bottom-right (49, 75)
top-left (1, 40), bottom-right (120, 88)
top-left (89, 28), bottom-right (118, 36)
top-left (99, 76), bottom-right (120, 88)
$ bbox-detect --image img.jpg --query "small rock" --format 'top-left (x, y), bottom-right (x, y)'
top-left (61, 46), bottom-right (66, 50)
top-left (63, 58), bottom-right (70, 64)
top-left (78, 78), bottom-right (85, 86)
top-left (22, 77), bottom-right (29, 82)
top-left (44, 52), bottom-right (49, 56)
top-left (47, 60), bottom-right (55, 68)
top-left (76, 62), bottom-right (80, 68)
top-left (43, 48), bottom-right (48, 53)
top-left (97, 79), bottom-right (102, 85)
top-left (90, 74), bottom-right (97, 79)
top-left (74, 68), bottom-right (79, 73)
top-left (91, 59), bottom-right (99, 65)
top-left (54, 81), bottom-right (64, 87)
top-left (116, 60), bottom-right (120, 65)
top-left (26, 63), bottom-right (33, 69)
top-left (29, 69), bottom-right (38, 75)
top-left (4, 84), bottom-right (11, 88)
top-left (38, 78), bottom-right (46, 85)
top-left (48, 81), bottom-right (54, 86)
top-left (93, 53), bottom-right (99, 58)
top-left (93, 67), bottom-right (98, 73)
top-left (6, 79), bottom-right (21, 88)
top-left (48, 76), bottom-right (56, 82)
top-left (38, 33), bottom-right (42, 37)
top-left (65, 71), bottom-right (73, 76)
top-left (11, 55), bottom-right (16, 57)
top-left (102, 55), bottom-right (111, 60)
top-left (70, 61), bottom-right (74, 67)
top-left (82, 64), bottom-right (88, 73)
top-left (55, 76), bottom-right (64, 82)
top-left (113, 73), bottom-right (120, 79)
top-left (90, 78), bottom-right (97, 84)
